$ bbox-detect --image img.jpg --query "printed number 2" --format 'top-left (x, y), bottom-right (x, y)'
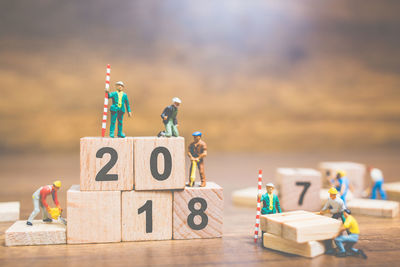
top-left (95, 147), bottom-right (118, 181)
top-left (296, 182), bottom-right (311, 205)
top-left (187, 198), bottom-right (208, 230)
top-left (138, 200), bottom-right (153, 233)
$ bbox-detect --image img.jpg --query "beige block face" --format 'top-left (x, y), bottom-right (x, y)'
top-left (133, 137), bottom-right (185, 190)
top-left (265, 211), bottom-right (319, 236)
top-left (67, 185), bottom-right (121, 244)
top-left (383, 182), bottom-right (400, 202)
top-left (347, 198), bottom-right (399, 218)
top-left (0, 201), bottom-right (20, 222)
top-left (5, 220), bottom-right (66, 246)
top-left (80, 137), bottom-right (133, 191)
top-left (122, 191), bottom-right (172, 241)
top-left (232, 187), bottom-right (266, 208)
top-left (173, 182), bottom-right (223, 239)
top-left (276, 168), bottom-right (321, 211)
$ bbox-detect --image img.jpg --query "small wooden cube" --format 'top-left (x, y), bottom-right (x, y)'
top-left (0, 201), bottom-right (20, 222)
top-left (260, 211), bottom-right (318, 236)
top-left (319, 162), bottom-right (366, 197)
top-left (133, 137), bottom-right (185, 190)
top-left (347, 198), bottom-right (399, 218)
top-left (276, 168), bottom-right (321, 211)
top-left (263, 233), bottom-right (325, 258)
top-left (67, 185), bottom-right (121, 244)
top-left (231, 187), bottom-right (266, 208)
top-left (5, 220), bottom-right (66, 246)
top-left (122, 191), bottom-right (172, 241)
top-left (80, 137), bottom-right (134, 191)
top-left (173, 182), bottom-right (223, 239)
top-left (383, 182), bottom-right (400, 202)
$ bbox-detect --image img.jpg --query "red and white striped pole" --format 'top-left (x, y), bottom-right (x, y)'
top-left (254, 169), bottom-right (263, 243)
top-left (101, 64), bottom-right (111, 137)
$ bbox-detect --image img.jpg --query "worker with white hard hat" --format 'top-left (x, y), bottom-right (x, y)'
top-left (159, 97), bottom-right (181, 137)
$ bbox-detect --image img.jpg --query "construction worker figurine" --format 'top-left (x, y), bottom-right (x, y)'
top-left (258, 183), bottom-right (282, 215)
top-left (333, 170), bottom-right (350, 205)
top-left (27, 181), bottom-right (62, 226)
top-left (188, 131), bottom-right (207, 187)
top-left (159, 97), bottom-right (181, 137)
top-left (364, 166), bottom-right (387, 200)
top-left (106, 81), bottom-right (132, 138)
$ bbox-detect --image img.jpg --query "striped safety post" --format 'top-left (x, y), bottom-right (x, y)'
top-left (101, 64), bottom-right (111, 137)
top-left (254, 169), bottom-right (263, 243)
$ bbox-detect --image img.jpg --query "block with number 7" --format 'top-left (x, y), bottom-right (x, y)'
top-left (173, 182), bottom-right (223, 239)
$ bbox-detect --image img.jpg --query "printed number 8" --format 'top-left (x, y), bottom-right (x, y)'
top-left (187, 197), bottom-right (208, 230)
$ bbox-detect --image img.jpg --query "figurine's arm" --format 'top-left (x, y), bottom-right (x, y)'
top-left (320, 200), bottom-right (330, 214)
top-left (275, 195), bottom-right (282, 213)
top-left (173, 117), bottom-right (178, 125)
top-left (161, 107), bottom-right (170, 122)
top-left (125, 95), bottom-right (132, 117)
top-left (198, 144), bottom-right (207, 160)
top-left (40, 190), bottom-right (50, 211)
top-left (187, 145), bottom-right (195, 161)
top-left (52, 190), bottom-right (60, 209)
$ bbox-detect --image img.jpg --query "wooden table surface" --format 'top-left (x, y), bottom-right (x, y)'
top-left (1, 150), bottom-right (399, 266)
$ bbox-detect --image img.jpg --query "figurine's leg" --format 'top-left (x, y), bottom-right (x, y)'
top-left (117, 112), bottom-right (125, 137)
top-left (378, 181), bottom-right (387, 200)
top-left (164, 120), bottom-right (173, 137)
top-left (171, 124), bottom-right (179, 137)
top-left (27, 196), bottom-right (40, 224)
top-left (371, 182), bottom-right (378, 199)
top-left (334, 236), bottom-right (346, 254)
top-left (109, 111), bottom-right (117, 138)
top-left (40, 201), bottom-right (50, 221)
top-left (199, 161), bottom-right (206, 187)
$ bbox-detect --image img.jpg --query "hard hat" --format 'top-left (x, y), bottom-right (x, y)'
top-left (336, 170), bottom-right (346, 178)
top-left (192, 131), bottom-right (202, 136)
top-left (328, 187), bottom-right (338, 194)
top-left (266, 183), bottom-right (275, 188)
top-left (344, 209), bottom-right (351, 215)
top-left (115, 81), bottom-right (125, 86)
top-left (53, 181), bottom-right (61, 188)
top-left (172, 97), bottom-right (181, 104)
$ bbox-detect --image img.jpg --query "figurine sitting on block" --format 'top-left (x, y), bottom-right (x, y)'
top-left (258, 183), bottom-right (282, 215)
top-left (188, 131), bottom-right (207, 187)
top-left (27, 181), bottom-right (62, 226)
top-left (159, 97), bottom-right (181, 137)
top-left (106, 81), bottom-right (132, 138)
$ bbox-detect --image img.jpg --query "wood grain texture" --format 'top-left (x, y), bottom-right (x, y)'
top-left (263, 233), bottom-right (325, 258)
top-left (80, 137), bottom-right (134, 191)
top-left (319, 161), bottom-right (366, 197)
top-left (231, 187), bottom-right (266, 207)
top-left (0, 202), bottom-right (19, 222)
top-left (122, 190), bottom-right (172, 241)
top-left (5, 220), bottom-right (65, 246)
top-left (173, 182), bottom-right (223, 239)
top-left (384, 182), bottom-right (400, 202)
top-left (276, 168), bottom-right (321, 211)
top-left (67, 185), bottom-right (121, 244)
top-left (347, 198), bottom-right (399, 218)
top-left (260, 211), bottom-right (318, 236)
top-left (133, 137), bottom-right (185, 190)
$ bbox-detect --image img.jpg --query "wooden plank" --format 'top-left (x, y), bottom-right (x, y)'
top-left (67, 185), bottom-right (121, 244)
top-left (319, 161), bottom-right (366, 197)
top-left (5, 220), bottom-right (66, 246)
top-left (282, 216), bottom-right (342, 243)
top-left (173, 182), bottom-right (223, 239)
top-left (80, 137), bottom-right (134, 191)
top-left (261, 211), bottom-right (319, 236)
top-left (231, 187), bottom-right (266, 207)
top-left (133, 137), bottom-right (185, 190)
top-left (0, 201), bottom-right (19, 222)
top-left (276, 168), bottom-right (321, 211)
top-left (383, 182), bottom-right (400, 202)
top-left (122, 190), bottom-right (172, 241)
top-left (263, 233), bottom-right (325, 258)
top-left (347, 198), bottom-right (399, 218)
top-left (260, 210), bottom-right (308, 233)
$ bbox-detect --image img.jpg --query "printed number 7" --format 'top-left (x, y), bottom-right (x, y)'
top-left (296, 182), bottom-right (311, 205)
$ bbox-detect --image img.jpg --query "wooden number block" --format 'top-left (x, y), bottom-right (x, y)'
top-left (122, 191), bottom-right (172, 241)
top-left (80, 137), bottom-right (133, 191)
top-left (67, 185), bottom-right (121, 244)
top-left (260, 211), bottom-right (318, 236)
top-left (383, 182), bottom-right (400, 202)
top-left (5, 220), bottom-right (66, 246)
top-left (263, 233), bottom-right (325, 258)
top-left (282, 216), bottom-right (342, 243)
top-left (319, 162), bottom-right (366, 197)
top-left (347, 198), bottom-right (399, 218)
top-left (133, 137), bottom-right (185, 190)
top-left (276, 168), bottom-right (321, 211)
top-left (173, 182), bottom-right (223, 239)
top-left (232, 187), bottom-right (266, 208)
top-left (0, 201), bottom-right (20, 222)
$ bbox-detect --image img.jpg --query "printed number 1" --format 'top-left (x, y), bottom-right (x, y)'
top-left (296, 182), bottom-right (311, 205)
top-left (138, 200), bottom-right (153, 233)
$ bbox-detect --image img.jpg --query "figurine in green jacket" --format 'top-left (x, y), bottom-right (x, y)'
top-left (106, 81), bottom-right (132, 138)
top-left (258, 183), bottom-right (282, 215)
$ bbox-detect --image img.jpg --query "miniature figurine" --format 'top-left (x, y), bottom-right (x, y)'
top-left (333, 170), bottom-right (350, 205)
top-left (334, 209), bottom-right (367, 259)
top-left (364, 166), bottom-right (387, 200)
top-left (159, 97), bottom-right (181, 137)
top-left (106, 81), bottom-right (132, 138)
top-left (258, 183), bottom-right (282, 215)
top-left (187, 131), bottom-right (207, 187)
top-left (320, 187), bottom-right (346, 222)
top-left (27, 181), bottom-right (62, 226)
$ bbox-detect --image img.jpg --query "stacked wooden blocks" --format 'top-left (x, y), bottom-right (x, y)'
top-left (67, 137), bottom-right (223, 244)
top-left (260, 211), bottom-right (342, 258)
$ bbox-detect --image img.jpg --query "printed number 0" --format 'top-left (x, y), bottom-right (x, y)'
top-left (296, 181), bottom-right (311, 205)
top-left (95, 147), bottom-right (118, 181)
top-left (150, 147), bottom-right (172, 181)
top-left (187, 198), bottom-right (208, 230)
top-left (138, 200), bottom-right (153, 233)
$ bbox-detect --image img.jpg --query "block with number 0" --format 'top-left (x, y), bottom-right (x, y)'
top-left (173, 182), bottom-right (223, 239)
top-left (122, 191), bottom-right (172, 241)
top-left (276, 168), bottom-right (321, 212)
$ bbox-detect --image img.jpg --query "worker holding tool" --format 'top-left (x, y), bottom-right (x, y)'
top-left (188, 131), bottom-right (207, 187)
top-left (27, 181), bottom-right (62, 226)
top-left (258, 183), bottom-right (282, 215)
top-left (333, 170), bottom-right (350, 205)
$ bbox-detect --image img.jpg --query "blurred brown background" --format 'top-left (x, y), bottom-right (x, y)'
top-left (1, 0), bottom-right (400, 153)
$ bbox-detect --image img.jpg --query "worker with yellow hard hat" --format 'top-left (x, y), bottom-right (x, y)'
top-left (27, 180), bottom-right (62, 226)
top-left (334, 170), bottom-right (350, 205)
